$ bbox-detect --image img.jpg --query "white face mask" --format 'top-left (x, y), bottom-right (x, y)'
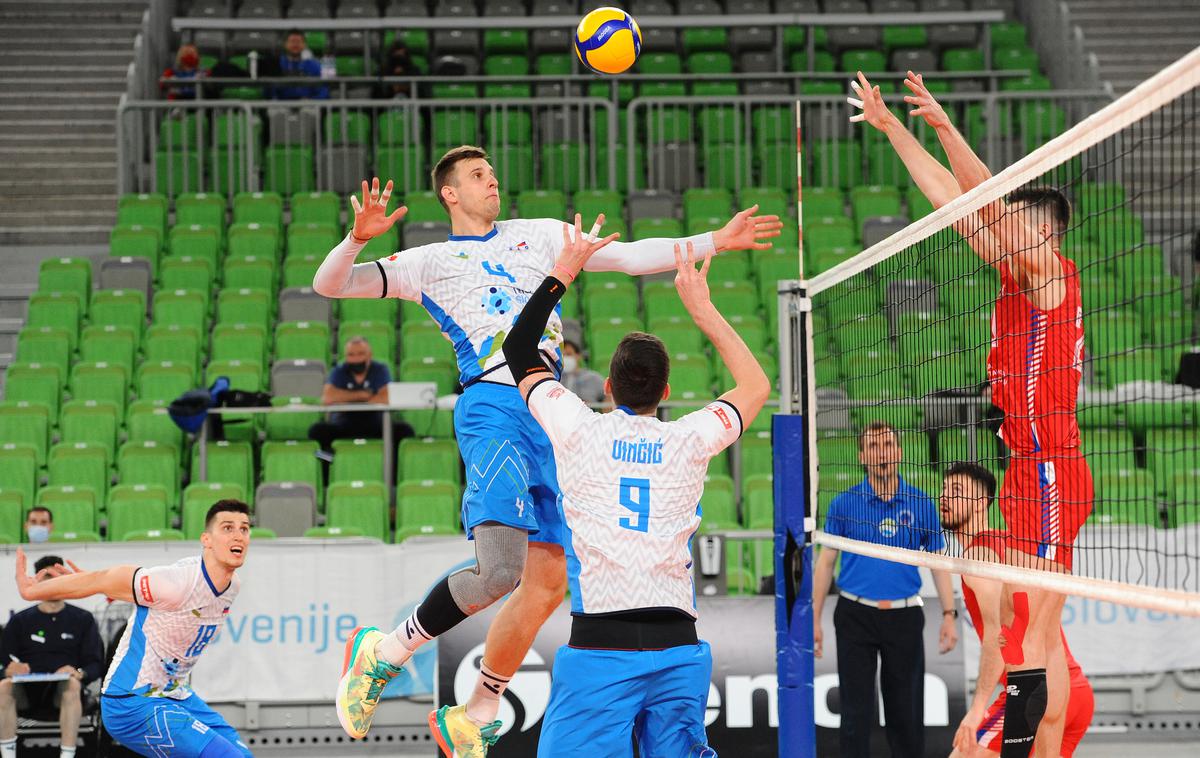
top-left (27, 525), bottom-right (50, 544)
top-left (562, 355), bottom-right (579, 373)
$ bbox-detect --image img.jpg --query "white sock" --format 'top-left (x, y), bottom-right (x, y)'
top-left (465, 662), bottom-right (511, 727)
top-left (375, 610), bottom-right (434, 667)
top-left (60, 747), bottom-right (76, 758)
top-left (0, 737), bottom-right (15, 758)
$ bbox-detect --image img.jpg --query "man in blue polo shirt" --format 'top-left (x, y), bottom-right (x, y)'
top-left (307, 336), bottom-right (413, 459)
top-left (813, 420), bottom-right (959, 758)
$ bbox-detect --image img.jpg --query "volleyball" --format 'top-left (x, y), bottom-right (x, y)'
top-left (574, 7), bottom-right (641, 75)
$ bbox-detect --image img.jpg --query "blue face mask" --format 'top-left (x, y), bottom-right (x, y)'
top-left (27, 525), bottom-right (50, 544)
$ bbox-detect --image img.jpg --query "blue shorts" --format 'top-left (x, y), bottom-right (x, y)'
top-left (537, 642), bottom-right (717, 758)
top-left (102, 693), bottom-right (252, 758)
top-left (455, 382), bottom-right (563, 546)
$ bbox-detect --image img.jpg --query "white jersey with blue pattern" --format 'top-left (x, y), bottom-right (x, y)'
top-left (376, 218), bottom-right (569, 386)
top-left (527, 380), bottom-right (744, 617)
top-left (103, 556), bottom-right (239, 700)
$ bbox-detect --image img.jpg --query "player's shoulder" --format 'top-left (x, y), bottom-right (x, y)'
top-left (501, 217), bottom-right (561, 237)
top-left (378, 240), bottom-right (442, 262)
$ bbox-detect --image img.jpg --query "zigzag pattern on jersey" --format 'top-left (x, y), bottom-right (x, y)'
top-left (471, 439), bottom-right (531, 505)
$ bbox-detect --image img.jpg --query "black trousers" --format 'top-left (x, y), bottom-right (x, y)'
top-left (833, 598), bottom-right (925, 758)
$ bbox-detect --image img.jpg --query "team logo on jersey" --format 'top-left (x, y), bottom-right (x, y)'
top-left (483, 287), bottom-right (513, 315)
top-left (878, 518), bottom-right (898, 538)
top-left (510, 241), bottom-right (530, 253)
top-left (482, 260), bottom-right (517, 283)
top-left (139, 575), bottom-right (155, 604)
top-left (896, 509), bottom-right (915, 528)
top-left (449, 250), bottom-right (469, 259)
top-left (711, 405), bottom-right (733, 430)
top-left (547, 387), bottom-right (565, 400)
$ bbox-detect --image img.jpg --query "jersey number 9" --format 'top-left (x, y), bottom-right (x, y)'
top-left (618, 477), bottom-right (651, 533)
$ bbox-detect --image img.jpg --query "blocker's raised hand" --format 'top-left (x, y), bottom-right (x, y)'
top-left (350, 177), bottom-right (407, 242)
top-left (848, 70), bottom-right (894, 131)
top-left (713, 204), bottom-right (784, 252)
top-left (903, 70), bottom-right (952, 131)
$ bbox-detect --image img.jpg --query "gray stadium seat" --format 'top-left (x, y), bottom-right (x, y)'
top-left (539, 111), bottom-right (586, 144)
top-left (872, 0), bottom-right (918, 12)
top-left (728, 0), bottom-right (771, 12)
top-left (862, 216), bottom-right (910, 248)
top-left (825, 0), bottom-right (869, 12)
top-left (271, 360), bottom-right (328, 399)
top-left (404, 222), bottom-right (452, 247)
top-left (532, 28), bottom-right (572, 54)
top-left (531, 0), bottom-right (576, 13)
top-left (488, 1), bottom-right (527, 15)
top-left (433, 30), bottom-right (482, 56)
top-left (738, 51), bottom-right (775, 74)
top-left (639, 29), bottom-right (679, 54)
top-left (289, 1), bottom-right (332, 18)
top-left (255, 482), bottom-right (317, 538)
top-left (269, 108), bottom-right (319, 146)
top-left (731, 27), bottom-right (775, 55)
top-left (629, 0), bottom-right (673, 14)
top-left (772, 0), bottom-right (819, 10)
top-left (323, 146), bottom-right (370, 194)
top-left (98, 258), bottom-right (153, 301)
top-left (928, 24), bottom-right (979, 50)
top-left (920, 0), bottom-right (968, 10)
top-left (433, 1), bottom-right (479, 16)
top-left (885, 279), bottom-right (937, 315)
top-left (236, 1), bottom-right (284, 19)
top-left (228, 31), bottom-right (276, 53)
top-left (628, 190), bottom-right (678, 223)
top-left (657, 143), bottom-right (700, 194)
top-left (892, 49), bottom-right (939, 73)
top-left (827, 26), bottom-right (883, 53)
top-left (744, 80), bottom-right (790, 96)
top-left (815, 388), bottom-right (852, 432)
top-left (385, 0), bottom-right (431, 15)
top-left (278, 287), bottom-right (333, 325)
top-left (970, 0), bottom-right (1016, 15)
top-left (678, 0), bottom-right (722, 13)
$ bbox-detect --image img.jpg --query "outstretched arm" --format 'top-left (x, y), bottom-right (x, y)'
top-left (312, 178), bottom-right (413, 299)
top-left (15, 549), bottom-right (136, 604)
top-left (583, 205), bottom-right (783, 276)
top-left (903, 71), bottom-right (994, 195)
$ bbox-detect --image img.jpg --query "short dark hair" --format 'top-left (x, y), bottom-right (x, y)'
top-left (34, 555), bottom-right (64, 574)
top-left (944, 461), bottom-right (997, 506)
top-left (27, 506), bottom-right (52, 522)
top-left (285, 28), bottom-right (305, 40)
top-left (432, 145), bottom-right (489, 211)
top-left (1005, 186), bottom-right (1072, 237)
top-left (857, 420), bottom-right (898, 451)
top-left (608, 332), bottom-right (670, 414)
top-left (205, 499), bottom-right (251, 530)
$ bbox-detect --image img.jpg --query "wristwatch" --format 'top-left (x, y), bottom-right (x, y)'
top-left (943, 609), bottom-right (959, 619)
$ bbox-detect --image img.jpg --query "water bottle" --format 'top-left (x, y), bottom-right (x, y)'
top-left (320, 54), bottom-right (337, 80)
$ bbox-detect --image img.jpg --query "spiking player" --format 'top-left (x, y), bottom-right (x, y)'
top-left (315, 146), bottom-right (781, 755)
top-left (12, 500), bottom-right (253, 758)
top-left (852, 71), bottom-right (1092, 757)
top-left (501, 222), bottom-right (770, 756)
top-left (938, 462), bottom-right (1093, 758)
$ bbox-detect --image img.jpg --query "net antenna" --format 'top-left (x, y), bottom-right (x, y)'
top-left (783, 45), bottom-right (1200, 618)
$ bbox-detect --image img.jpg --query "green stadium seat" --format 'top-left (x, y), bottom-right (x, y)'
top-left (143, 324), bottom-right (201, 373)
top-left (841, 49), bottom-right (887, 73)
top-left (211, 323), bottom-right (268, 366)
top-left (583, 283), bottom-right (639, 322)
top-left (709, 281), bottom-right (759, 314)
top-left (375, 145), bottom-right (425, 190)
top-left (517, 189), bottom-right (567, 219)
top-left (291, 192), bottom-right (341, 227)
top-left (430, 109), bottom-right (479, 152)
top-left (107, 484), bottom-right (170, 541)
top-left (261, 440), bottom-right (322, 501)
top-left (232, 191), bottom-right (283, 228)
top-left (191, 441), bottom-right (254, 506)
top-left (400, 321), bottom-right (449, 359)
top-left (639, 52), bottom-right (682, 75)
top-left (287, 222), bottom-right (341, 261)
top-left (166, 225), bottom-right (219, 269)
top-left (228, 226), bottom-right (282, 265)
top-left (265, 146), bottom-right (315, 195)
top-left (26, 292), bottom-right (81, 351)
top-left (398, 357), bottom-right (458, 396)
top-left (126, 400), bottom-right (184, 449)
top-left (217, 288), bottom-right (272, 331)
top-left (78, 326), bottom-right (136, 375)
top-left (400, 482), bottom-right (460, 530)
top-left (942, 48), bottom-right (985, 71)
top-left (1092, 470), bottom-right (1159, 526)
top-left (484, 110), bottom-right (533, 146)
top-left (540, 143), bottom-right (586, 194)
top-left (632, 218), bottom-right (684, 241)
top-left (740, 432), bottom-right (774, 480)
top-left (36, 486), bottom-right (98, 534)
top-left (0, 444), bottom-right (37, 510)
top-left (155, 149), bottom-right (201, 197)
top-left (275, 321), bottom-right (331, 362)
top-left (0, 402), bottom-right (50, 467)
top-left (160, 257), bottom-right (214, 298)
top-left (182, 482), bottom-right (245, 538)
top-left (687, 51), bottom-right (733, 74)
top-left (682, 27), bottom-right (726, 54)
top-left (990, 21), bottom-right (1028, 50)
top-left (117, 194), bottom-right (168, 237)
top-left (117, 441), bottom-right (180, 503)
top-left (47, 442), bottom-right (108, 502)
top-left (788, 50), bottom-right (836, 73)
top-left (264, 396), bottom-right (321, 441)
top-left (330, 438), bottom-right (384, 485)
top-left (399, 438), bottom-right (460, 485)
top-left (324, 112), bottom-right (371, 146)
top-left (58, 400), bottom-right (119, 464)
top-left (305, 525), bottom-right (364, 539)
top-left (38, 258), bottom-right (92, 308)
top-left (16, 327), bottom-right (70, 378)
top-left (135, 362), bottom-right (195, 403)
top-left (403, 192), bottom-right (445, 225)
top-left (883, 24), bottom-right (927, 50)
top-left (68, 362), bottom-right (129, 415)
top-left (698, 475), bottom-right (736, 525)
top-left (328, 480), bottom-right (389, 540)
top-left (282, 254), bottom-right (324, 289)
top-left (152, 289), bottom-right (207, 331)
top-left (0, 490), bottom-right (23, 543)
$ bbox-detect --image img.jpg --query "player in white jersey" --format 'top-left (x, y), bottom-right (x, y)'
top-left (500, 220), bottom-right (771, 756)
top-left (322, 146), bottom-right (781, 755)
top-left (12, 500), bottom-right (252, 758)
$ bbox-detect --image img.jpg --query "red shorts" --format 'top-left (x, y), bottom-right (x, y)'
top-left (998, 454), bottom-right (1093, 570)
top-left (976, 680), bottom-right (1094, 756)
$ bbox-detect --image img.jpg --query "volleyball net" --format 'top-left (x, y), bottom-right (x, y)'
top-left (781, 47), bottom-right (1200, 615)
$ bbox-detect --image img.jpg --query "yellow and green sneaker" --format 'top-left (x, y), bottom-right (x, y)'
top-left (336, 626), bottom-right (404, 739)
top-left (429, 704), bottom-right (501, 758)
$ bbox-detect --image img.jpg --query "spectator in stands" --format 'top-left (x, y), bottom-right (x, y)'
top-left (275, 29), bottom-right (328, 100)
top-left (0, 555), bottom-right (104, 758)
top-left (161, 43), bottom-right (206, 101)
top-left (559, 322), bottom-right (606, 404)
top-left (811, 420), bottom-right (959, 758)
top-left (24, 508), bottom-right (52, 545)
top-left (308, 337), bottom-right (413, 460)
top-left (383, 39), bottom-right (419, 98)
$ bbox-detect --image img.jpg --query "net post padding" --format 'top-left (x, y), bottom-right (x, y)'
top-left (804, 45), bottom-right (1200, 296)
top-left (815, 532), bottom-right (1200, 617)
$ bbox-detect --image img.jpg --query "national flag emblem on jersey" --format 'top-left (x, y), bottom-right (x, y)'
top-left (511, 240), bottom-right (530, 252)
top-left (710, 405), bottom-right (733, 430)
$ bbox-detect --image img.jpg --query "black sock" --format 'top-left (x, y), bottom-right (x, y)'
top-left (414, 577), bottom-right (470, 638)
top-left (1001, 668), bottom-right (1048, 758)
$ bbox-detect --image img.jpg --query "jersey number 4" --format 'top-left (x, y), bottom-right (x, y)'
top-left (618, 477), bottom-right (651, 533)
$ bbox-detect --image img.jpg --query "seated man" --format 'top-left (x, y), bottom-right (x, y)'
top-left (0, 555), bottom-right (104, 758)
top-left (307, 336), bottom-right (413, 460)
top-left (274, 29), bottom-right (327, 100)
top-left (24, 507), bottom-right (52, 545)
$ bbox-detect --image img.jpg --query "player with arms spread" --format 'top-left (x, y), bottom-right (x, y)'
top-left (939, 462), bottom-right (1093, 758)
top-left (501, 218), bottom-right (770, 756)
top-left (319, 147), bottom-right (780, 755)
top-left (12, 500), bottom-right (253, 758)
top-left (851, 71), bottom-right (1092, 757)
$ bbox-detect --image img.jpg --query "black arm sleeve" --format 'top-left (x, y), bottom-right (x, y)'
top-left (502, 275), bottom-right (568, 381)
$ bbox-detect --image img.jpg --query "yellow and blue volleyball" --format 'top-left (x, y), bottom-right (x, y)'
top-left (574, 7), bottom-right (641, 75)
